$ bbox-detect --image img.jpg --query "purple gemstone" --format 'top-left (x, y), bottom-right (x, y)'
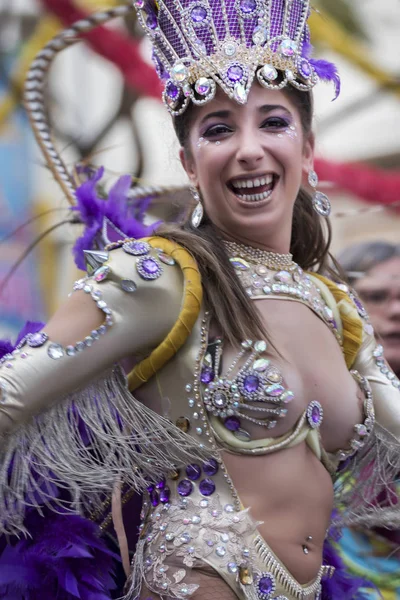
top-left (199, 478), bottom-right (216, 496)
top-left (177, 479), bottom-right (193, 497)
top-left (160, 487), bottom-right (171, 503)
top-left (186, 463), bottom-right (202, 481)
top-left (258, 574), bottom-right (274, 595)
top-left (299, 58), bottom-right (311, 79)
top-left (191, 5), bottom-right (207, 22)
top-left (123, 240), bottom-right (150, 255)
top-left (202, 458), bottom-right (219, 476)
top-left (200, 367), bottom-right (215, 384)
top-left (353, 296), bottom-right (367, 317)
top-left (27, 332), bottom-right (48, 348)
top-left (156, 478), bottom-right (166, 489)
top-left (224, 416), bottom-right (241, 431)
top-left (146, 484), bottom-right (155, 493)
top-left (240, 0), bottom-right (256, 13)
top-left (312, 405), bottom-right (321, 424)
top-left (142, 258), bottom-right (159, 274)
top-left (150, 489), bottom-right (159, 507)
top-left (243, 374), bottom-right (259, 393)
top-left (227, 65), bottom-right (243, 83)
top-left (146, 13), bottom-right (157, 29)
top-left (166, 81), bottom-right (180, 100)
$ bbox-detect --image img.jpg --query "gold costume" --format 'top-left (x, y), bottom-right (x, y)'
top-left (0, 237), bottom-right (399, 600)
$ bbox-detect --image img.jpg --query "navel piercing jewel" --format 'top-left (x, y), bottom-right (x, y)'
top-left (190, 187), bottom-right (204, 228)
top-left (302, 545), bottom-right (309, 554)
top-left (308, 169), bottom-right (331, 217)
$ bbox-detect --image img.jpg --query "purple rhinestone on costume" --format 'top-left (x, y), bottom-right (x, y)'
top-left (227, 65), bottom-right (244, 82)
top-left (177, 479), bottom-right (194, 497)
top-left (202, 458), bottom-right (219, 476)
top-left (224, 415), bottom-right (241, 431)
top-left (243, 374), bottom-right (259, 393)
top-left (306, 400), bottom-right (323, 429)
top-left (186, 464), bottom-right (202, 481)
top-left (156, 478), bottom-right (166, 489)
top-left (200, 366), bottom-right (215, 384)
top-left (150, 489), bottom-right (160, 507)
top-left (26, 332), bottom-right (48, 348)
top-left (122, 240), bottom-right (151, 256)
top-left (136, 256), bottom-right (163, 280)
top-left (160, 487), bottom-right (171, 503)
top-left (256, 573), bottom-right (276, 599)
top-left (199, 478), bottom-right (216, 496)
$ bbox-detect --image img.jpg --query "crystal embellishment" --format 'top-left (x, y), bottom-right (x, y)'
top-left (123, 240), bottom-right (151, 256)
top-left (136, 256), bottom-right (163, 280)
top-left (47, 344), bottom-right (64, 360)
top-left (26, 332), bottom-right (48, 348)
top-left (256, 572), bottom-right (276, 599)
top-left (306, 400), bottom-right (323, 429)
top-left (121, 279), bottom-right (138, 293)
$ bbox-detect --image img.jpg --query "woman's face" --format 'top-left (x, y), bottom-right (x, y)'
top-left (180, 83), bottom-right (314, 252)
top-left (355, 256), bottom-right (400, 375)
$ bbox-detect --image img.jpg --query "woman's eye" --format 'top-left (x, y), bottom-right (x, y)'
top-left (261, 117), bottom-right (289, 129)
top-left (203, 124), bottom-right (232, 138)
top-left (360, 290), bottom-right (388, 304)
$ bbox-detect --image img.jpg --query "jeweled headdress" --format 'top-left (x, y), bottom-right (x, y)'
top-left (133, 0), bottom-right (340, 115)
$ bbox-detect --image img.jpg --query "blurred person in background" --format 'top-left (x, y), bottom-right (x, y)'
top-left (339, 241), bottom-right (400, 599)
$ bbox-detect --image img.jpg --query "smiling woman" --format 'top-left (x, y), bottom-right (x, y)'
top-left (2, 1), bottom-right (400, 600)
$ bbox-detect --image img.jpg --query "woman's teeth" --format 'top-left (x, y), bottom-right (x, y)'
top-left (231, 175), bottom-right (273, 190)
top-left (236, 189), bottom-right (273, 202)
top-left (230, 174), bottom-right (274, 201)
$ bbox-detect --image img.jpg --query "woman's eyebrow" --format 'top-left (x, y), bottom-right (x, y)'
top-left (199, 110), bottom-right (231, 125)
top-left (258, 104), bottom-right (292, 116)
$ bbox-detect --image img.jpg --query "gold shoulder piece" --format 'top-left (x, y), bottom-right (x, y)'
top-left (312, 274), bottom-right (363, 369)
top-left (128, 236), bottom-right (203, 390)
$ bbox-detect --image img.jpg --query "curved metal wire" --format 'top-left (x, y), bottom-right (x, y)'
top-left (23, 4), bottom-right (134, 206)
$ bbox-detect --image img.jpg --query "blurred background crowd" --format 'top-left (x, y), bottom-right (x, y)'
top-left (0, 0), bottom-right (399, 597)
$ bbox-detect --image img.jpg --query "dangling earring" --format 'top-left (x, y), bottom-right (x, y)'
top-left (190, 186), bottom-right (204, 228)
top-left (308, 169), bottom-right (331, 217)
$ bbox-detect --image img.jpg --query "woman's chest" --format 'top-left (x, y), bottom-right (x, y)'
top-left (219, 300), bottom-right (364, 452)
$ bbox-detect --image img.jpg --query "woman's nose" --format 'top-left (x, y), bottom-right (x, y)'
top-left (235, 133), bottom-right (264, 167)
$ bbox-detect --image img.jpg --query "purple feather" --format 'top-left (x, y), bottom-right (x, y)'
top-left (309, 58), bottom-right (341, 100)
top-left (0, 321), bottom-right (46, 359)
top-left (0, 508), bottom-right (118, 600)
top-left (321, 536), bottom-right (375, 600)
top-left (72, 168), bottom-right (161, 271)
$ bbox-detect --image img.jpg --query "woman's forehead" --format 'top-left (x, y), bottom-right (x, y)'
top-left (193, 84), bottom-right (296, 121)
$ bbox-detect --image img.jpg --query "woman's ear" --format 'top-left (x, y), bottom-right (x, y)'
top-left (302, 132), bottom-right (315, 175)
top-left (179, 147), bottom-right (198, 187)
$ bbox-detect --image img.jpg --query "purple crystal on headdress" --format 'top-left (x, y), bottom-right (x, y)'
top-left (243, 374), bottom-right (259, 393)
top-left (146, 12), bottom-right (158, 29)
top-left (191, 5), bottom-right (207, 23)
top-left (312, 405), bottom-right (320, 423)
top-left (258, 574), bottom-right (274, 595)
top-left (239, 0), bottom-right (256, 14)
top-left (166, 81), bottom-right (179, 100)
top-left (160, 487), bottom-right (171, 503)
top-left (177, 479), bottom-right (193, 496)
top-left (224, 416), bottom-right (241, 431)
top-left (227, 65), bottom-right (243, 83)
top-left (27, 332), bottom-right (48, 348)
top-left (186, 463), bottom-right (202, 481)
top-left (203, 458), bottom-right (219, 476)
top-left (201, 366), bottom-right (215, 384)
top-left (156, 478), bottom-right (166, 489)
top-left (199, 478), bottom-right (216, 496)
top-left (298, 58), bottom-right (312, 79)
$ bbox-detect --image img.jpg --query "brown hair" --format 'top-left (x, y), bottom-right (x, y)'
top-left (157, 85), bottom-right (341, 345)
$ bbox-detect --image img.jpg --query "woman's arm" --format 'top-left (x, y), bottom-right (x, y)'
top-left (0, 244), bottom-right (183, 434)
